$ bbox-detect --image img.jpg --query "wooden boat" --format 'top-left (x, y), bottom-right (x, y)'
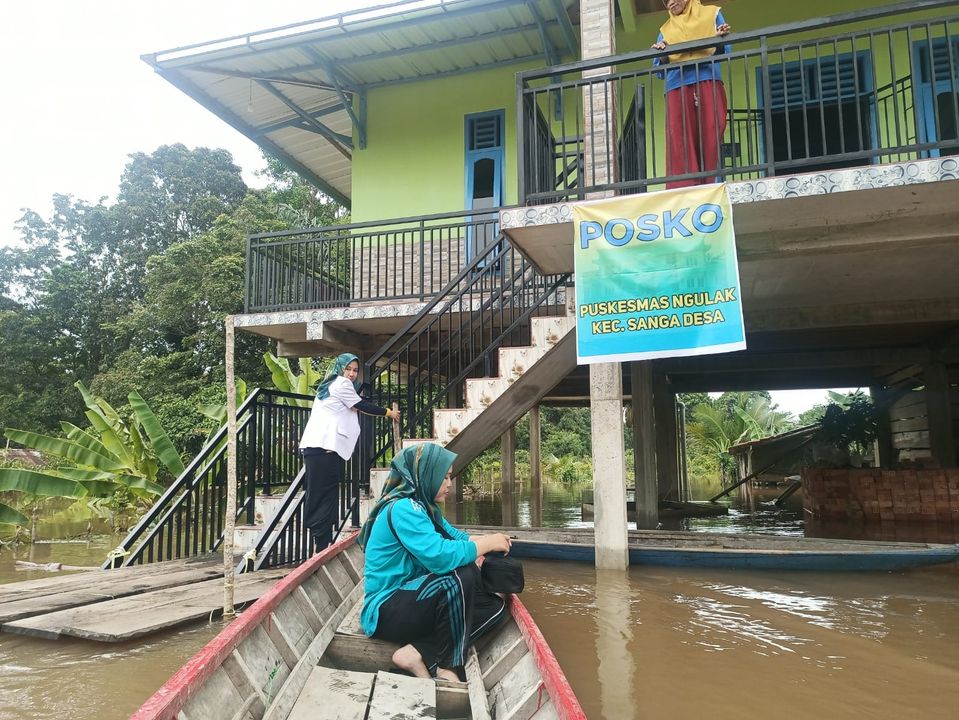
top-left (466, 526), bottom-right (959, 572)
top-left (580, 499), bottom-right (728, 520)
top-left (133, 532), bottom-right (585, 720)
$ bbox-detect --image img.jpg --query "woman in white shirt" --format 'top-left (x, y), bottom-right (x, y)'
top-left (300, 353), bottom-right (399, 550)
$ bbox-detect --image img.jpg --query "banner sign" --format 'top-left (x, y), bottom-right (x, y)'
top-left (573, 184), bottom-right (745, 364)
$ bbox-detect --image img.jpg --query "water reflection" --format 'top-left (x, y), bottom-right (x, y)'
top-left (594, 569), bottom-right (637, 718)
top-left (520, 559), bottom-right (959, 719)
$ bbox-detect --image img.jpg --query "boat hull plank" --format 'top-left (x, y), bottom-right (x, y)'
top-left (465, 647), bottom-right (492, 720)
top-left (367, 671), bottom-right (436, 720)
top-left (262, 583), bottom-right (363, 720)
top-left (288, 666), bottom-right (373, 720)
top-left (3, 568), bottom-right (287, 641)
top-left (321, 633), bottom-right (402, 674)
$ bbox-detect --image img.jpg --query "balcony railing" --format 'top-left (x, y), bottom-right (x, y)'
top-left (245, 208), bottom-right (499, 313)
top-left (518, 0), bottom-right (959, 203)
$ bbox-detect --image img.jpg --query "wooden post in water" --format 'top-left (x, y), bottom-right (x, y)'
top-left (391, 402), bottom-right (401, 458)
top-left (223, 315), bottom-right (237, 616)
top-left (630, 362), bottom-right (659, 529)
top-left (501, 428), bottom-right (516, 527)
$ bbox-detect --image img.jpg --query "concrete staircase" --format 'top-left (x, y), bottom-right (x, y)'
top-left (233, 493), bottom-right (291, 555)
top-left (366, 293), bottom-right (577, 503)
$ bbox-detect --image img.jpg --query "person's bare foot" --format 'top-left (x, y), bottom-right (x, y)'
top-left (391, 644), bottom-right (430, 678)
top-left (435, 667), bottom-right (458, 682)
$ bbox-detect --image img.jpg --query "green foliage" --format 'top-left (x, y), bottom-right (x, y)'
top-left (0, 382), bottom-right (182, 526)
top-left (544, 454), bottom-right (593, 485)
top-left (816, 390), bottom-right (878, 456)
top-left (685, 391), bottom-right (796, 486)
top-left (265, 352), bottom-right (330, 403)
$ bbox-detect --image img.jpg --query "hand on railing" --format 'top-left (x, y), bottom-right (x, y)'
top-left (717, 23), bottom-right (731, 36)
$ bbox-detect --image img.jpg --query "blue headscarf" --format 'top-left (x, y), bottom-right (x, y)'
top-left (315, 353), bottom-right (360, 400)
top-left (357, 443), bottom-right (457, 550)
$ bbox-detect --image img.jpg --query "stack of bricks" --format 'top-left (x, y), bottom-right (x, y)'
top-left (803, 468), bottom-right (959, 523)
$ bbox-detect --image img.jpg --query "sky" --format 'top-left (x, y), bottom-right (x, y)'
top-left (0, 0), bottom-right (851, 417)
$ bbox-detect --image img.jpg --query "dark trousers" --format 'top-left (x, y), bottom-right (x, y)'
top-left (302, 449), bottom-right (343, 551)
top-left (372, 563), bottom-right (506, 676)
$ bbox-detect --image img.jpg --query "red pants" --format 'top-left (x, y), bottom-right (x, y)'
top-left (665, 80), bottom-right (728, 189)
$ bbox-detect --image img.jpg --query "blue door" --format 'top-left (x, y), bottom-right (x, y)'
top-left (465, 111), bottom-right (505, 263)
top-left (913, 37), bottom-right (959, 158)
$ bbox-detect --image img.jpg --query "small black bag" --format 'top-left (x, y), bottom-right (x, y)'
top-left (481, 552), bottom-right (525, 594)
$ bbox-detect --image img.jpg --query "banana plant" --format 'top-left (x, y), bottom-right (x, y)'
top-left (264, 352), bottom-right (329, 406)
top-left (0, 382), bottom-right (183, 526)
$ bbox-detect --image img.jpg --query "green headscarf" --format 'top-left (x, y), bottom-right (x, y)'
top-left (315, 353), bottom-right (360, 400)
top-left (357, 442), bottom-right (457, 550)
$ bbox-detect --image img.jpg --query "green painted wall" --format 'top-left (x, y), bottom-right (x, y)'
top-left (351, 62), bottom-right (540, 222)
top-left (350, 0), bottom-right (955, 221)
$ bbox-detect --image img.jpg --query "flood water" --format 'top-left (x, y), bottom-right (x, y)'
top-left (1, 485), bottom-right (958, 719)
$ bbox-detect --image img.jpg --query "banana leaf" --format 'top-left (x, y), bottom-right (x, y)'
top-left (53, 467), bottom-right (160, 495)
top-left (129, 390), bottom-right (186, 477)
top-left (0, 468), bottom-right (87, 497)
top-left (76, 380), bottom-right (123, 425)
top-left (83, 410), bottom-right (135, 468)
top-left (198, 379), bottom-right (247, 425)
top-left (77, 480), bottom-right (122, 497)
top-left (4, 429), bottom-right (125, 473)
top-left (265, 352), bottom-right (295, 392)
top-left (0, 502), bottom-right (29, 526)
top-left (60, 422), bottom-right (116, 460)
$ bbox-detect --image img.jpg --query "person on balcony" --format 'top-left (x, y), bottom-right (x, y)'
top-left (299, 353), bottom-right (399, 551)
top-left (652, 0), bottom-right (732, 189)
top-left (358, 442), bottom-right (513, 682)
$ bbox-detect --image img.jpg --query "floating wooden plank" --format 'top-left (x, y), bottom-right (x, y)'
top-left (3, 569), bottom-right (288, 641)
top-left (0, 564), bottom-right (224, 624)
top-left (288, 666), bottom-right (374, 720)
top-left (367, 670), bottom-right (436, 720)
top-left (0, 556), bottom-right (220, 604)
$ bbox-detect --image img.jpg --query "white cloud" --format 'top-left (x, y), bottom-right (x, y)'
top-left (0, 0), bottom-right (379, 243)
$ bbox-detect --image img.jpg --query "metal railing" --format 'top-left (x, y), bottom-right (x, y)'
top-left (245, 457), bottom-right (362, 571)
top-left (104, 389), bottom-right (313, 568)
top-left (245, 209), bottom-right (500, 313)
top-left (362, 229), bottom-right (571, 475)
top-left (518, 0), bottom-right (959, 203)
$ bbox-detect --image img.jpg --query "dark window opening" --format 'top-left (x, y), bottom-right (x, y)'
top-left (935, 91), bottom-right (959, 156)
top-left (472, 158), bottom-right (495, 200)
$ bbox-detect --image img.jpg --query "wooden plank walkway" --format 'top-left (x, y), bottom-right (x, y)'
top-left (4, 568), bottom-right (288, 641)
top-left (0, 555), bottom-right (290, 643)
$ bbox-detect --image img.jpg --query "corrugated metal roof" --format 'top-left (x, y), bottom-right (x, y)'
top-left (143, 0), bottom-right (580, 207)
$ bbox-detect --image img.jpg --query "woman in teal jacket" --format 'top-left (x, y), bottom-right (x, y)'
top-left (358, 443), bottom-right (513, 682)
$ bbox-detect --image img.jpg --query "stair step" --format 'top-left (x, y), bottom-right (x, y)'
top-left (253, 494), bottom-right (285, 525)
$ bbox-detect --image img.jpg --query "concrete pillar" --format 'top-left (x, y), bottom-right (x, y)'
top-left (590, 363), bottom-right (630, 568)
top-left (925, 364), bottom-right (956, 467)
top-left (582, 0), bottom-right (628, 570)
top-left (653, 368), bottom-right (680, 501)
top-left (501, 428), bottom-right (517, 527)
top-left (630, 362), bottom-right (659, 529)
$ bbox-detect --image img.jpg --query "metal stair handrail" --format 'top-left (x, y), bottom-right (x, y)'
top-left (363, 227), bottom-right (572, 473)
top-left (103, 388), bottom-right (314, 569)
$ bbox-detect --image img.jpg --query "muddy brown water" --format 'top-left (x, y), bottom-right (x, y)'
top-left (2, 490), bottom-right (958, 719)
